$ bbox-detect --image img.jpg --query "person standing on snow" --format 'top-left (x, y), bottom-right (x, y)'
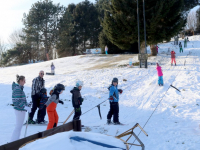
top-left (45, 84), bottom-right (65, 130)
top-left (10, 75), bottom-right (32, 142)
top-left (171, 50), bottom-right (176, 66)
top-left (156, 45), bottom-right (159, 54)
top-left (179, 42), bottom-right (183, 53)
top-left (156, 63), bottom-right (164, 86)
top-left (51, 63), bottom-right (55, 74)
top-left (107, 78), bottom-right (123, 125)
top-left (70, 81), bottom-right (84, 120)
top-left (105, 45), bottom-right (108, 55)
top-left (184, 38), bottom-right (187, 48)
top-left (29, 70), bottom-right (45, 124)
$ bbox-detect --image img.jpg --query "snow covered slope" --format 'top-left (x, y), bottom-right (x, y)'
top-left (1, 35), bottom-right (200, 149)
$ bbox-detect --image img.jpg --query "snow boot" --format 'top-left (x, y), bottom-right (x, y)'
top-left (114, 121), bottom-right (121, 125)
top-left (28, 118), bottom-right (36, 124)
top-left (107, 119), bottom-right (112, 125)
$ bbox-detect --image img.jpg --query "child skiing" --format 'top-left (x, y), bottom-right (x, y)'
top-left (45, 84), bottom-right (65, 130)
top-left (37, 88), bottom-right (48, 124)
top-left (70, 81), bottom-right (84, 120)
top-left (156, 63), bottom-right (164, 86)
top-left (51, 63), bottom-right (55, 74)
top-left (179, 42), bottom-right (183, 53)
top-left (10, 75), bottom-right (31, 142)
top-left (107, 78), bottom-right (123, 125)
top-left (171, 50), bottom-right (176, 66)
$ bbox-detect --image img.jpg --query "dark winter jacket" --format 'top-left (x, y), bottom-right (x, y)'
top-left (39, 93), bottom-right (49, 109)
top-left (45, 91), bottom-right (59, 107)
top-left (31, 76), bottom-right (45, 96)
top-left (108, 85), bottom-right (119, 102)
top-left (12, 82), bottom-right (28, 111)
top-left (179, 43), bottom-right (182, 48)
top-left (70, 87), bottom-right (83, 107)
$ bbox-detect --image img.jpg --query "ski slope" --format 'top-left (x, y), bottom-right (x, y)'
top-left (1, 36), bottom-right (200, 149)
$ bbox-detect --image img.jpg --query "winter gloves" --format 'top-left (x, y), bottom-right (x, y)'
top-left (118, 89), bottom-right (123, 94)
top-left (59, 100), bottom-right (64, 105)
top-left (24, 106), bottom-right (31, 113)
top-left (109, 96), bottom-right (114, 100)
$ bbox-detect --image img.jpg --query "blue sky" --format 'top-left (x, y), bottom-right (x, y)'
top-left (0, 0), bottom-right (95, 44)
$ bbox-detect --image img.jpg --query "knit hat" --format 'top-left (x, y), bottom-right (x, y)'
top-left (112, 78), bottom-right (118, 83)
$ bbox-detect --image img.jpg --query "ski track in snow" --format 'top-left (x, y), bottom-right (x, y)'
top-left (1, 36), bottom-right (200, 149)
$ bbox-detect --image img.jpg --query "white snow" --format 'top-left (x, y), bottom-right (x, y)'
top-left (0, 35), bottom-right (200, 149)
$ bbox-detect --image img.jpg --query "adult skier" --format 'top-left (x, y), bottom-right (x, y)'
top-left (29, 70), bottom-right (45, 124)
top-left (171, 50), bottom-right (176, 66)
top-left (184, 38), bottom-right (187, 48)
top-left (45, 84), bottom-right (65, 130)
top-left (10, 75), bottom-right (31, 142)
top-left (107, 78), bottom-right (123, 125)
top-left (70, 81), bottom-right (84, 120)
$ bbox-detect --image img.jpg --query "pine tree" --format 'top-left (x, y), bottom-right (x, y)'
top-left (102, 0), bottom-right (186, 55)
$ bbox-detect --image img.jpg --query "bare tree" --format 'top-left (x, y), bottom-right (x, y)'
top-left (0, 39), bottom-right (7, 66)
top-left (185, 11), bottom-right (197, 35)
top-left (8, 29), bottom-right (25, 48)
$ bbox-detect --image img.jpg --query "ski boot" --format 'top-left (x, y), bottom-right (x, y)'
top-left (107, 119), bottom-right (112, 125)
top-left (114, 121), bottom-right (121, 125)
top-left (28, 118), bottom-right (36, 124)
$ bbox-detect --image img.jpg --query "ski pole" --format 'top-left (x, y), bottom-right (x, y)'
top-left (63, 109), bottom-right (75, 125)
top-left (24, 112), bottom-right (29, 138)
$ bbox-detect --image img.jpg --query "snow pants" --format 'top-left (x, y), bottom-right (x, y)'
top-left (171, 58), bottom-right (176, 64)
top-left (107, 102), bottom-right (119, 123)
top-left (180, 48), bottom-right (183, 53)
top-left (10, 109), bottom-right (26, 142)
top-left (184, 42), bottom-right (187, 48)
top-left (37, 105), bottom-right (46, 123)
top-left (46, 102), bottom-right (58, 130)
top-left (158, 76), bottom-right (164, 85)
top-left (29, 94), bottom-right (40, 120)
top-left (73, 107), bottom-right (82, 120)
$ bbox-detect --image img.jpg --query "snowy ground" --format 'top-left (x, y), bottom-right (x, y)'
top-left (0, 36), bottom-right (200, 149)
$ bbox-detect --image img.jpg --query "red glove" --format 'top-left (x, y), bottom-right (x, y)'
top-left (118, 89), bottom-right (123, 94)
top-left (109, 96), bottom-right (114, 100)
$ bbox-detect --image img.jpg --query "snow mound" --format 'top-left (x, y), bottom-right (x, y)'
top-left (20, 131), bottom-right (126, 150)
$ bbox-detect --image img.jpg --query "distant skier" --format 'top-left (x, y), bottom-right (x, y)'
top-left (70, 81), bottom-right (84, 120)
top-left (107, 78), bottom-right (123, 125)
top-left (184, 38), bottom-right (187, 48)
top-left (156, 45), bottom-right (159, 53)
top-left (10, 75), bottom-right (32, 142)
top-left (51, 63), bottom-right (55, 74)
top-left (187, 37), bottom-right (189, 42)
top-left (45, 84), bottom-right (65, 130)
top-left (171, 50), bottom-right (176, 66)
top-left (105, 45), bottom-right (108, 55)
top-left (37, 88), bottom-right (48, 124)
top-left (179, 42), bottom-right (183, 53)
top-left (156, 63), bottom-right (164, 86)
top-left (29, 71), bottom-right (45, 124)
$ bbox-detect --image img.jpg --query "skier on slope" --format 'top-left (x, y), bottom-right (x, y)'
top-left (184, 38), bottom-right (187, 48)
top-left (51, 63), bottom-right (55, 74)
top-left (156, 63), bottom-right (164, 86)
top-left (171, 50), bottom-right (176, 66)
top-left (107, 78), bottom-right (123, 125)
top-left (70, 81), bottom-right (84, 120)
top-left (179, 42), bottom-right (183, 53)
top-left (45, 84), bottom-right (65, 130)
top-left (37, 88), bottom-right (49, 124)
top-left (29, 70), bottom-right (45, 124)
top-left (10, 75), bottom-right (32, 142)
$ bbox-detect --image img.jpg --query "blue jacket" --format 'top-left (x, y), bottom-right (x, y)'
top-left (109, 85), bottom-right (119, 102)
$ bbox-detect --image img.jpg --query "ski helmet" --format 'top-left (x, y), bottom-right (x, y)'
top-left (112, 78), bottom-right (118, 83)
top-left (54, 83), bottom-right (65, 92)
top-left (76, 80), bottom-right (83, 87)
top-left (40, 88), bottom-right (47, 94)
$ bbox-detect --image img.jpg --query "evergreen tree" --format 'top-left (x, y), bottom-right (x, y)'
top-left (102, 0), bottom-right (185, 55)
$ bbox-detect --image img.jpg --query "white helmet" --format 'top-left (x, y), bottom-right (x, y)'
top-left (76, 80), bottom-right (83, 87)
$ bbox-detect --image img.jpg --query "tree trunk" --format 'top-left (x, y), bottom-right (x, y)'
top-left (150, 45), bottom-right (157, 56)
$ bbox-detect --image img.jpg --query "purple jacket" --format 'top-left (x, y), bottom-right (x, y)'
top-left (156, 66), bottom-right (163, 76)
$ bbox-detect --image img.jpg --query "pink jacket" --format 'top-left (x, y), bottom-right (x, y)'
top-left (156, 66), bottom-right (163, 76)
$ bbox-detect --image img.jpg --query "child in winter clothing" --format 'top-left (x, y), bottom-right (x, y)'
top-left (51, 63), bottom-right (55, 74)
top-left (156, 63), bottom-right (164, 86)
top-left (45, 84), bottom-right (65, 130)
top-left (179, 42), bottom-right (183, 53)
top-left (70, 81), bottom-right (84, 120)
top-left (10, 75), bottom-right (31, 142)
top-left (37, 88), bottom-right (48, 124)
top-left (107, 78), bottom-right (123, 125)
top-left (156, 45), bottom-right (159, 53)
top-left (171, 50), bottom-right (176, 66)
